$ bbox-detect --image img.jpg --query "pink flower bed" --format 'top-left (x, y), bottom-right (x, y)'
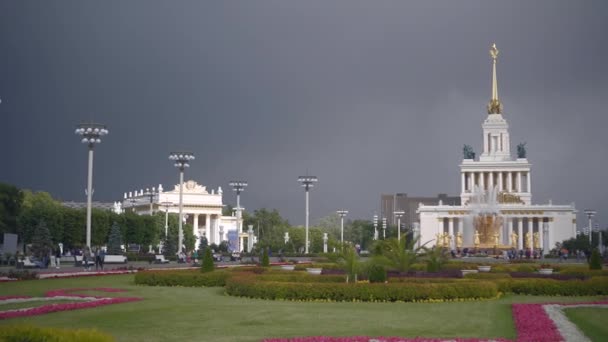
top-left (0, 287), bottom-right (142, 320)
top-left (263, 338), bottom-right (508, 342)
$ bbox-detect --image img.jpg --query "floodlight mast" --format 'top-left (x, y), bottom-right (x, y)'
top-left (75, 123), bottom-right (108, 248)
top-left (394, 211), bottom-right (405, 241)
top-left (298, 175), bottom-right (318, 254)
top-left (229, 181), bottom-right (248, 252)
top-left (169, 152), bottom-right (195, 254)
top-left (337, 210), bottom-right (349, 245)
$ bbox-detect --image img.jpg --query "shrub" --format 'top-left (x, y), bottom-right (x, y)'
top-left (464, 273), bottom-right (512, 280)
top-left (0, 325), bottom-right (114, 342)
top-left (1, 269), bottom-right (38, 280)
top-left (135, 270), bottom-right (230, 287)
top-left (261, 248), bottom-right (270, 267)
top-left (201, 248), bottom-right (214, 273)
top-left (368, 264), bottom-right (387, 283)
top-left (225, 274), bottom-right (498, 302)
top-left (589, 248), bottom-right (602, 270)
top-left (496, 277), bottom-right (608, 296)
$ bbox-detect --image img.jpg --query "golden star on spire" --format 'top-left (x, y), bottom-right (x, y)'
top-left (487, 43), bottom-right (503, 115)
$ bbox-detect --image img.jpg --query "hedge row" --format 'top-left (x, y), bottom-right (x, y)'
top-left (134, 270), bottom-right (230, 287)
top-left (0, 325), bottom-right (114, 342)
top-left (257, 273), bottom-right (346, 283)
top-left (496, 277), bottom-right (608, 296)
top-left (225, 274), bottom-right (498, 302)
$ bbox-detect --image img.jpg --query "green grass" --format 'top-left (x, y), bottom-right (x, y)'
top-left (0, 300), bottom-right (78, 311)
top-left (0, 275), bottom-right (604, 342)
top-left (564, 307), bottom-right (608, 342)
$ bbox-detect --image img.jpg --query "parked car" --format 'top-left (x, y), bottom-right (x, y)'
top-left (230, 252), bottom-right (241, 261)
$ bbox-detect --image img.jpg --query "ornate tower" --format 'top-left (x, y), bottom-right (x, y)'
top-left (480, 44), bottom-right (511, 162)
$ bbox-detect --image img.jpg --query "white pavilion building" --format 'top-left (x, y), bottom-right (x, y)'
top-left (417, 44), bottom-right (577, 252)
top-left (118, 180), bottom-right (244, 250)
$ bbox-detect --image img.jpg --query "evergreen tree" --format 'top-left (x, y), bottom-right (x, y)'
top-left (198, 236), bottom-right (208, 252)
top-left (201, 248), bottom-right (214, 273)
top-left (589, 248), bottom-right (602, 270)
top-left (163, 235), bottom-right (177, 257)
top-left (107, 222), bottom-right (124, 255)
top-left (31, 219), bottom-right (53, 258)
top-left (261, 247), bottom-right (270, 267)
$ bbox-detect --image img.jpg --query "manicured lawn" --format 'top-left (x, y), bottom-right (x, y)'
top-left (0, 275), bottom-right (604, 342)
top-left (0, 300), bottom-right (78, 311)
top-left (564, 307), bottom-right (608, 342)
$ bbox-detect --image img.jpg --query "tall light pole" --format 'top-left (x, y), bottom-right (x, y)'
top-left (160, 201), bottom-right (173, 238)
top-left (584, 209), bottom-right (596, 245)
top-left (373, 214), bottom-right (378, 240)
top-left (394, 211), bottom-right (405, 241)
top-left (229, 181), bottom-right (248, 252)
top-left (169, 152), bottom-right (195, 254)
top-left (75, 123), bottom-right (108, 248)
top-left (298, 175), bottom-right (318, 254)
top-left (337, 210), bottom-right (348, 245)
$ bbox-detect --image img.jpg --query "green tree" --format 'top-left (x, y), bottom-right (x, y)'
top-left (17, 191), bottom-right (64, 246)
top-left (336, 245), bottom-right (360, 283)
top-left (425, 246), bottom-right (448, 272)
top-left (261, 247), bottom-right (270, 267)
top-left (589, 248), bottom-right (602, 270)
top-left (31, 220), bottom-right (53, 258)
top-left (244, 208), bottom-right (290, 252)
top-left (107, 222), bottom-right (124, 255)
top-left (201, 248), bottom-right (214, 272)
top-left (0, 183), bottom-right (23, 240)
top-left (373, 236), bottom-right (426, 272)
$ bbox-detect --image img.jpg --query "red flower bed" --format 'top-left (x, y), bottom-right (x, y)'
top-left (511, 304), bottom-right (560, 342)
top-left (263, 338), bottom-right (509, 342)
top-left (0, 287), bottom-right (142, 320)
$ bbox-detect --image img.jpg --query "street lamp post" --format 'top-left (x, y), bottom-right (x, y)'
top-left (394, 211), bottom-right (405, 241)
top-left (160, 201), bottom-right (173, 238)
top-left (229, 181), bottom-right (248, 252)
top-left (169, 152), bottom-right (195, 254)
top-left (337, 210), bottom-right (348, 245)
top-left (298, 175), bottom-right (318, 254)
top-left (75, 123), bottom-right (108, 248)
top-left (584, 209), bottom-right (596, 245)
top-left (373, 214), bottom-right (378, 240)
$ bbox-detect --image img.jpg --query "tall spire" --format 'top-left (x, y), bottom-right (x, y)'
top-left (487, 43), bottom-right (503, 115)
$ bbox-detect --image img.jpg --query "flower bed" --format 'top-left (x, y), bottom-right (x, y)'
top-left (496, 277), bottom-right (608, 296)
top-left (0, 288), bottom-right (142, 320)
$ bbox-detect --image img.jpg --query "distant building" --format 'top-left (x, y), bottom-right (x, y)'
top-left (381, 193), bottom-right (460, 228)
top-left (62, 201), bottom-right (117, 212)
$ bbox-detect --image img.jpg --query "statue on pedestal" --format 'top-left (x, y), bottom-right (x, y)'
top-left (444, 233), bottom-right (451, 249)
top-left (474, 230), bottom-right (480, 247)
top-left (436, 233), bottom-right (443, 247)
top-left (463, 144), bottom-right (476, 159)
top-left (456, 232), bottom-right (463, 248)
top-left (493, 233), bottom-right (500, 246)
top-left (533, 232), bottom-right (540, 249)
top-left (510, 231), bottom-right (518, 248)
top-left (525, 231), bottom-right (532, 249)
top-left (517, 142), bottom-right (527, 159)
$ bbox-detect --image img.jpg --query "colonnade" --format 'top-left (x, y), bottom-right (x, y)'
top-left (461, 171), bottom-right (530, 193)
top-left (436, 216), bottom-right (552, 251)
top-left (190, 213), bottom-right (223, 245)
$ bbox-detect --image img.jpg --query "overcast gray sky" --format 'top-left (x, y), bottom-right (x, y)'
top-left (1, 1), bottom-right (607, 227)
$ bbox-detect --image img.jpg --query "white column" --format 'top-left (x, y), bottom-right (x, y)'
top-left (458, 218), bottom-right (463, 235)
top-left (498, 172), bottom-right (503, 192)
top-left (436, 217), bottom-right (443, 247)
top-left (507, 217), bottom-right (513, 246)
top-left (480, 172), bottom-right (485, 190)
top-left (488, 171), bottom-right (494, 189)
top-left (526, 171), bottom-right (531, 193)
top-left (448, 218), bottom-right (454, 249)
top-left (193, 214), bottom-right (199, 245)
top-left (538, 218), bottom-right (544, 251)
top-left (507, 172), bottom-right (513, 192)
top-left (214, 215), bottom-right (220, 242)
top-left (205, 214), bottom-right (211, 244)
top-left (526, 218), bottom-right (532, 251)
top-left (461, 172), bottom-right (466, 193)
top-left (516, 172), bottom-right (522, 193)
top-left (517, 218), bottom-right (523, 250)
top-left (468, 172), bottom-right (475, 192)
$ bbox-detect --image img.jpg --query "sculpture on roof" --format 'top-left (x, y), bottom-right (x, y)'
top-left (463, 144), bottom-right (476, 159)
top-left (517, 142), bottom-right (527, 159)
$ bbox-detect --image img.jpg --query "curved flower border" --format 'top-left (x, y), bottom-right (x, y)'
top-left (0, 288), bottom-right (142, 320)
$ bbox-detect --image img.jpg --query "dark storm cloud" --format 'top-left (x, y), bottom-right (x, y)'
top-left (1, 1), bottom-right (607, 226)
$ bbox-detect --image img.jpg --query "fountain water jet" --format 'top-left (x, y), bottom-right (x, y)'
top-left (469, 185), bottom-right (503, 247)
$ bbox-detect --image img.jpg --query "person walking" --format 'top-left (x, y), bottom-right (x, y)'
top-left (83, 246), bottom-right (92, 271)
top-left (55, 247), bottom-right (61, 269)
top-left (99, 248), bottom-right (105, 271)
top-left (94, 247), bottom-right (101, 271)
